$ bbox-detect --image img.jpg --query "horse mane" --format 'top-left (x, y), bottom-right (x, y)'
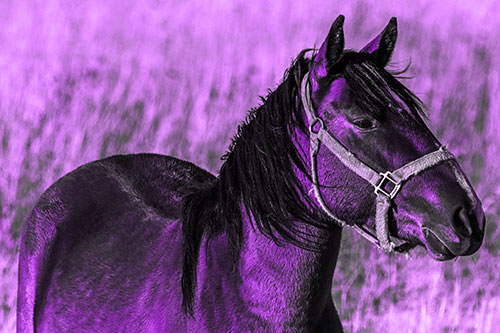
top-left (180, 48), bottom-right (426, 316)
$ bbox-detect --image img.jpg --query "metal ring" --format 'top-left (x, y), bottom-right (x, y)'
top-left (309, 117), bottom-right (325, 134)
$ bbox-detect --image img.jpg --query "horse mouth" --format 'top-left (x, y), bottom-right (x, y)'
top-left (422, 228), bottom-right (457, 261)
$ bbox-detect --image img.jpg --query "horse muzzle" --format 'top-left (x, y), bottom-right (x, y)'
top-left (422, 205), bottom-right (485, 260)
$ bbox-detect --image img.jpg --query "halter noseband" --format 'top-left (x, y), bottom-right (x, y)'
top-left (300, 70), bottom-right (475, 252)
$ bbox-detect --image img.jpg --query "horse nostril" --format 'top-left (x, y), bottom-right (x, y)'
top-left (452, 207), bottom-right (474, 237)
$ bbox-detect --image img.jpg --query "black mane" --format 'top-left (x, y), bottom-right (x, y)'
top-left (180, 49), bottom-right (426, 316)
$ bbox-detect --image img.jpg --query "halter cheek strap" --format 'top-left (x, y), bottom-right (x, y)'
top-left (300, 71), bottom-right (475, 252)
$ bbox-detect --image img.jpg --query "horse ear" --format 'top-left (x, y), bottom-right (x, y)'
top-left (361, 17), bottom-right (398, 67)
top-left (311, 15), bottom-right (345, 82)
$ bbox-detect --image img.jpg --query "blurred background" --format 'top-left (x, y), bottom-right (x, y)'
top-left (1, 0), bottom-right (499, 331)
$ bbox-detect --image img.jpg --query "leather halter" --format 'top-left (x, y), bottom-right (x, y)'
top-left (300, 70), bottom-right (474, 252)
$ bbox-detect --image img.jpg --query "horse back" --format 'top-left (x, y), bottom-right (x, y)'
top-left (17, 153), bottom-right (214, 332)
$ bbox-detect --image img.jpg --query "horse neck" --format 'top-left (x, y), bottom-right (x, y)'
top-left (201, 80), bottom-right (343, 321)
top-left (235, 124), bottom-right (342, 322)
top-left (237, 204), bottom-right (342, 323)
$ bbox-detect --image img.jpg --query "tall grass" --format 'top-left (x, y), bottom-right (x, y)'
top-left (1, 0), bottom-right (499, 331)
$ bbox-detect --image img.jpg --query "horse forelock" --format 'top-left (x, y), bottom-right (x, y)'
top-left (317, 50), bottom-right (428, 125)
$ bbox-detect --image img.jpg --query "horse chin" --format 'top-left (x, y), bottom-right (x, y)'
top-left (427, 249), bottom-right (456, 261)
top-left (391, 216), bottom-right (457, 261)
top-left (423, 230), bottom-right (457, 261)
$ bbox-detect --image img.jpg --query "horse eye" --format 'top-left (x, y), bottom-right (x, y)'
top-left (353, 118), bottom-right (376, 130)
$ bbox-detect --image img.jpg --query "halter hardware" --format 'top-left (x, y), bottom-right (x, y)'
top-left (299, 70), bottom-right (474, 253)
top-left (309, 118), bottom-right (325, 134)
top-left (374, 171), bottom-right (401, 200)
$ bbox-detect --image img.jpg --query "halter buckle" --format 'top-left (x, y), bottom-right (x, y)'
top-left (375, 171), bottom-right (401, 200)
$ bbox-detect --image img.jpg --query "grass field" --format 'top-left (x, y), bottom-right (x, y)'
top-left (1, 0), bottom-right (499, 331)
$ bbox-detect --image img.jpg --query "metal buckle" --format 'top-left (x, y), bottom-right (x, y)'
top-left (374, 171), bottom-right (401, 199)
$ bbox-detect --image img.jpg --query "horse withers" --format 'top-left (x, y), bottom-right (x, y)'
top-left (17, 16), bottom-right (485, 332)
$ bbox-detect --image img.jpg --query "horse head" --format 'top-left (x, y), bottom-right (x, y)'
top-left (305, 15), bottom-right (485, 260)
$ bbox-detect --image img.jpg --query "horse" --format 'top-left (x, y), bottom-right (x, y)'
top-left (17, 15), bottom-right (485, 332)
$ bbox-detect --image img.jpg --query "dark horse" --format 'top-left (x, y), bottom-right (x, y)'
top-left (17, 16), bottom-right (485, 332)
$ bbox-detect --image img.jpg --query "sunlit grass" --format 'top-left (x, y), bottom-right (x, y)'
top-left (1, 0), bottom-right (499, 331)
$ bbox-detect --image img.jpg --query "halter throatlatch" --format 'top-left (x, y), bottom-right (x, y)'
top-left (300, 70), bottom-right (474, 252)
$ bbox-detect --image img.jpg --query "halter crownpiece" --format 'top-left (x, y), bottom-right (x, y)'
top-left (300, 70), bottom-right (476, 253)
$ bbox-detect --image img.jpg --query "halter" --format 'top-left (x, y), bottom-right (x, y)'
top-left (300, 70), bottom-right (476, 252)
